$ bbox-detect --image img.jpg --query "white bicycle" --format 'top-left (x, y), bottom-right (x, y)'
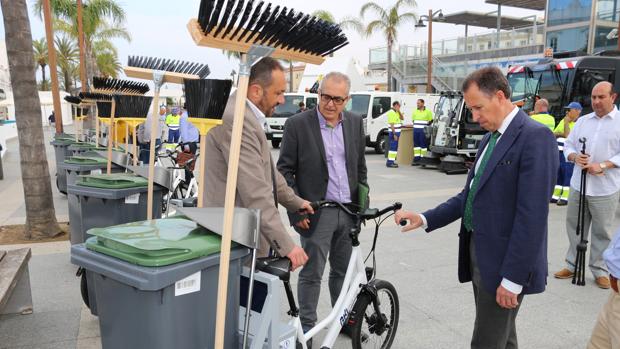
top-left (248, 201), bottom-right (403, 349)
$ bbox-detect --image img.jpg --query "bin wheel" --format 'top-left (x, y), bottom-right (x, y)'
top-left (80, 273), bottom-right (90, 309)
top-left (271, 140), bottom-right (281, 148)
top-left (56, 176), bottom-right (67, 195)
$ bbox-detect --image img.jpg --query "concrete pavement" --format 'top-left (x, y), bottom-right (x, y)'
top-left (0, 128), bottom-right (618, 348)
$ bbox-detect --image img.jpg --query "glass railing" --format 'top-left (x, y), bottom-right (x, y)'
top-left (370, 25), bottom-right (544, 64)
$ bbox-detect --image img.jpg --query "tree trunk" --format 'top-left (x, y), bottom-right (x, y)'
top-left (40, 64), bottom-right (47, 90)
top-left (387, 41), bottom-right (393, 92)
top-left (63, 69), bottom-right (71, 92)
top-left (1, 0), bottom-right (62, 239)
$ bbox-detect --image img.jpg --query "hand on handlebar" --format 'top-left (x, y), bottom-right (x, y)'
top-left (394, 209), bottom-right (424, 232)
top-left (297, 200), bottom-right (315, 215)
top-left (295, 218), bottom-right (310, 230)
top-left (286, 245), bottom-right (308, 271)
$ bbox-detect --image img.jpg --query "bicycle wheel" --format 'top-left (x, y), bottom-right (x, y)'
top-left (350, 279), bottom-right (399, 349)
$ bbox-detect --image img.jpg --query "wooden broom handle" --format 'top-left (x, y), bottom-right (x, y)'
top-left (106, 99), bottom-right (116, 174)
top-left (214, 56), bottom-right (249, 349)
top-left (197, 133), bottom-right (207, 208)
top-left (146, 92), bottom-right (161, 220)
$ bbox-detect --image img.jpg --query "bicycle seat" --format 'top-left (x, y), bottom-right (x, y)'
top-left (255, 257), bottom-right (291, 282)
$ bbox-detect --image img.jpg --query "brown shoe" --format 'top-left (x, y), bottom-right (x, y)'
top-left (554, 268), bottom-right (574, 279)
top-left (595, 276), bottom-right (611, 289)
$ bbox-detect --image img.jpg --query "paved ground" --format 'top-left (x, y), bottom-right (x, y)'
top-left (0, 125), bottom-right (618, 348)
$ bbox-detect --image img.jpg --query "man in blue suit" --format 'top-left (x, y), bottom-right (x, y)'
top-left (395, 67), bottom-right (558, 348)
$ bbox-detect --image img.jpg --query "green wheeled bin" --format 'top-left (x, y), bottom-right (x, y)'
top-left (70, 217), bottom-right (249, 349)
top-left (67, 173), bottom-right (164, 245)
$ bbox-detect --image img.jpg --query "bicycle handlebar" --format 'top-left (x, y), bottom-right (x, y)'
top-left (309, 200), bottom-right (405, 224)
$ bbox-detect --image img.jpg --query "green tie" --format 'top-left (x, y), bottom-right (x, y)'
top-left (463, 131), bottom-right (501, 232)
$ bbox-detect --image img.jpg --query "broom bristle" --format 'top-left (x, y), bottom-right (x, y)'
top-left (196, 0), bottom-right (348, 57)
top-left (92, 77), bottom-right (150, 95)
top-left (64, 95), bottom-right (82, 105)
top-left (79, 92), bottom-right (113, 101)
top-left (183, 78), bottom-right (233, 119)
top-left (127, 56), bottom-right (211, 78)
top-left (113, 95), bottom-right (153, 118)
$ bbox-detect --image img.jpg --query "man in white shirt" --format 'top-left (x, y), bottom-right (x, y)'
top-left (395, 67), bottom-right (558, 348)
top-left (554, 81), bottom-right (620, 289)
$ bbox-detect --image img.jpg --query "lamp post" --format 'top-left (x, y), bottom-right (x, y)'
top-left (415, 9), bottom-right (444, 93)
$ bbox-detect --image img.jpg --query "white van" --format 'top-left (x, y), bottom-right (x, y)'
top-left (345, 91), bottom-right (441, 153)
top-left (265, 92), bottom-right (318, 148)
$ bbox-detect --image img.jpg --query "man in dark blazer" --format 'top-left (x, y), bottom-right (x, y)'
top-left (395, 67), bottom-right (559, 348)
top-left (277, 72), bottom-right (367, 335)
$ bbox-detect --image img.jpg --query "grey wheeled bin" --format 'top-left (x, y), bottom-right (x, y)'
top-left (59, 156), bottom-right (123, 191)
top-left (51, 139), bottom-right (75, 194)
top-left (66, 173), bottom-right (164, 245)
top-left (70, 217), bottom-right (250, 349)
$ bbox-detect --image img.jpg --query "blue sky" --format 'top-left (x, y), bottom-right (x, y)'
top-left (0, 0), bottom-right (538, 82)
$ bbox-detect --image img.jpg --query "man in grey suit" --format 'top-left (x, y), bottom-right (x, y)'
top-left (203, 57), bottom-right (314, 270)
top-left (277, 72), bottom-right (368, 335)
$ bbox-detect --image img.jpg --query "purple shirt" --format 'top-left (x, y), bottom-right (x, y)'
top-left (317, 108), bottom-right (351, 203)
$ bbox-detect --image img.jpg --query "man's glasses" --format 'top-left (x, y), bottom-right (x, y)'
top-left (320, 93), bottom-right (347, 105)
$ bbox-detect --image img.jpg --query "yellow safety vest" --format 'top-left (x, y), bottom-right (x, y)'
top-left (165, 113), bottom-right (181, 130)
top-left (412, 108), bottom-right (433, 129)
top-left (387, 109), bottom-right (402, 130)
top-left (531, 113), bottom-right (555, 131)
top-left (554, 120), bottom-right (575, 151)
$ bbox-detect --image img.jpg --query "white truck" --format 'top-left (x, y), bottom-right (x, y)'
top-left (265, 92), bottom-right (318, 148)
top-left (344, 91), bottom-right (441, 153)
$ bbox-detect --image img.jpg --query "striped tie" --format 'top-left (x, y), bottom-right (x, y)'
top-left (463, 131), bottom-right (501, 232)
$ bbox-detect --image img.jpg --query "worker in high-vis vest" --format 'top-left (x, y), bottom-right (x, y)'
top-left (552, 101), bottom-right (582, 206)
top-left (530, 98), bottom-right (556, 131)
top-left (165, 107), bottom-right (181, 143)
top-left (411, 98), bottom-right (433, 164)
top-left (386, 101), bottom-right (403, 168)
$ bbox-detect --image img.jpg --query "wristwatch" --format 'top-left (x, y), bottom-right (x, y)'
top-left (600, 162), bottom-right (608, 171)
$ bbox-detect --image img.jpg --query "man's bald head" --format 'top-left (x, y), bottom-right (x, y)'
top-left (591, 81), bottom-right (617, 117)
top-left (534, 98), bottom-right (549, 113)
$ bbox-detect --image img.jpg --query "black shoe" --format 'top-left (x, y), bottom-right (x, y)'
top-left (557, 199), bottom-right (568, 206)
top-left (387, 163), bottom-right (399, 168)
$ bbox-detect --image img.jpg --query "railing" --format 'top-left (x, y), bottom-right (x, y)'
top-left (369, 25), bottom-right (543, 65)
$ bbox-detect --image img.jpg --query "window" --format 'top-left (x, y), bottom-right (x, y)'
top-left (479, 44), bottom-right (485, 50)
top-left (546, 27), bottom-right (589, 52)
top-left (306, 97), bottom-right (317, 109)
top-left (594, 25), bottom-right (619, 53)
top-left (520, 40), bottom-right (528, 46)
top-left (371, 97), bottom-right (391, 119)
top-left (547, 0), bottom-right (592, 27)
top-left (345, 94), bottom-right (370, 119)
top-left (505, 41), bottom-right (512, 47)
top-left (597, 0), bottom-right (620, 21)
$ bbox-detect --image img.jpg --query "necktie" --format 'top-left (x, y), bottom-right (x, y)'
top-left (463, 131), bottom-right (501, 232)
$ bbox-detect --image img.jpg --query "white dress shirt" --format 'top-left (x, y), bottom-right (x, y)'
top-left (420, 106), bottom-right (523, 294)
top-left (564, 106), bottom-right (620, 196)
top-left (247, 99), bottom-right (267, 126)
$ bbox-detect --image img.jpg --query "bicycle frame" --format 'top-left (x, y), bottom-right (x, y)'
top-left (295, 244), bottom-right (367, 349)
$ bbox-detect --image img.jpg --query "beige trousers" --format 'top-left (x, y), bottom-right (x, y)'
top-left (587, 280), bottom-right (620, 349)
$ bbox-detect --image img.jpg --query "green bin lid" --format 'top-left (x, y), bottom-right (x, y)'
top-left (85, 217), bottom-right (224, 266)
top-left (69, 143), bottom-right (97, 149)
top-left (76, 173), bottom-right (147, 189)
top-left (64, 155), bottom-right (107, 165)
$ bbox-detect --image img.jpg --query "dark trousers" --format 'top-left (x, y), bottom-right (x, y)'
top-left (298, 207), bottom-right (353, 332)
top-left (168, 129), bottom-right (180, 143)
top-left (470, 236), bottom-right (524, 349)
top-left (138, 139), bottom-right (161, 164)
top-left (413, 128), bottom-right (428, 160)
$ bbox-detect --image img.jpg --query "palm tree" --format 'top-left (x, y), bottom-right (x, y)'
top-left (34, 0), bottom-right (130, 86)
top-left (311, 10), bottom-right (364, 33)
top-left (0, 0), bottom-right (62, 238)
top-left (32, 37), bottom-right (48, 90)
top-left (359, 0), bottom-right (418, 91)
top-left (54, 35), bottom-right (79, 91)
top-left (95, 51), bottom-right (121, 78)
